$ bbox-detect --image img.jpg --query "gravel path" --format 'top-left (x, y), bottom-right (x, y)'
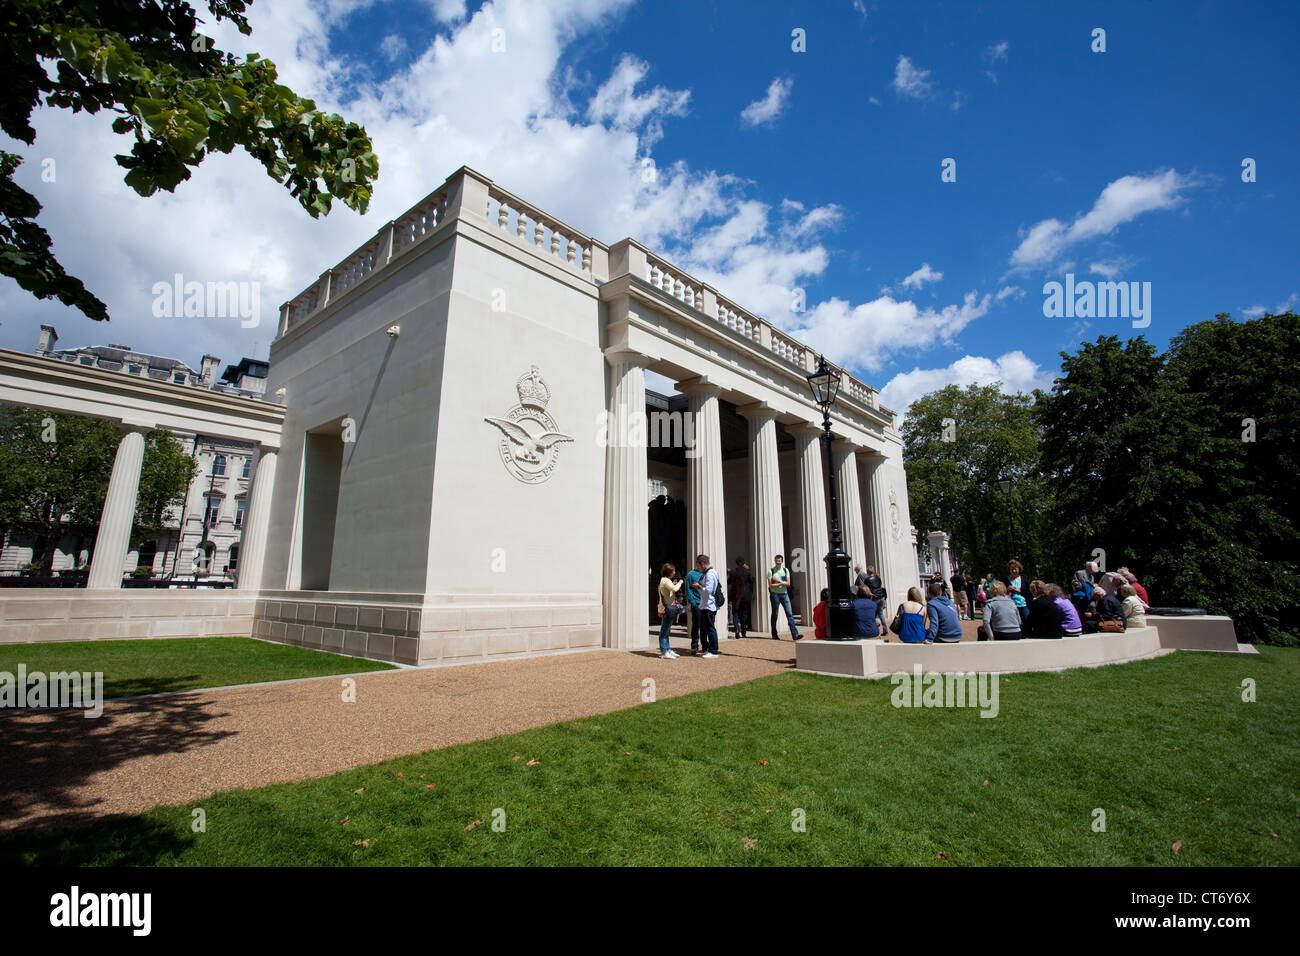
top-left (0, 635), bottom-right (796, 833)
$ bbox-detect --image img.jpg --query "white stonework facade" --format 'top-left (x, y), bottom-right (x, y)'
top-left (252, 166), bottom-right (919, 665)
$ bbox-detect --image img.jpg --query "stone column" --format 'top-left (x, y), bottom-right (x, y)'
top-left (677, 377), bottom-right (727, 577)
top-left (927, 530), bottom-right (951, 592)
top-left (739, 403), bottom-right (791, 636)
top-left (863, 450), bottom-right (900, 607)
top-left (791, 424), bottom-right (829, 627)
top-left (602, 351), bottom-right (649, 649)
top-left (87, 426), bottom-right (147, 589)
top-left (236, 445), bottom-right (278, 592)
top-left (833, 442), bottom-right (868, 578)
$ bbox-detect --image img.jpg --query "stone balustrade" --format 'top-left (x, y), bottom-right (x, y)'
top-left (645, 252), bottom-right (703, 309)
top-left (487, 185), bottom-right (597, 275)
top-left (275, 167), bottom-right (889, 416)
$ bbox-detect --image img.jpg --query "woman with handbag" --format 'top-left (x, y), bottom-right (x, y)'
top-left (891, 586), bottom-right (931, 644)
top-left (656, 563), bottom-right (684, 659)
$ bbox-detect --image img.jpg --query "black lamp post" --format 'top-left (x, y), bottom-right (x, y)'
top-left (807, 355), bottom-right (855, 638)
top-left (997, 475), bottom-right (1019, 561)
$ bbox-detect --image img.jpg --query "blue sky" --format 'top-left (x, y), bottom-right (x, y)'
top-left (2, 0), bottom-right (1296, 414)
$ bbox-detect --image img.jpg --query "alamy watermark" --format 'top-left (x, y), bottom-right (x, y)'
top-left (890, 664), bottom-right (999, 717)
top-left (151, 273), bottom-right (260, 328)
top-left (1, 665), bottom-right (103, 717)
top-left (1043, 273), bottom-right (1150, 328)
top-left (595, 406), bottom-right (701, 458)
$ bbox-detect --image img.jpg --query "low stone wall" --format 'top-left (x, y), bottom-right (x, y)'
top-left (0, 589), bottom-right (255, 644)
top-left (796, 617), bottom-right (1251, 679)
top-left (1145, 615), bottom-right (1239, 652)
top-left (251, 591), bottom-right (603, 665)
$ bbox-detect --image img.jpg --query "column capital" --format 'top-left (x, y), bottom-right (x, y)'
top-left (674, 375), bottom-right (722, 397)
top-left (603, 348), bottom-right (649, 369)
top-left (787, 420), bottom-right (824, 438)
top-left (735, 400), bottom-right (776, 422)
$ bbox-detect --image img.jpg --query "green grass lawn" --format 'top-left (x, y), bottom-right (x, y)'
top-left (4, 647), bottom-right (1297, 866)
top-left (0, 637), bottom-right (395, 700)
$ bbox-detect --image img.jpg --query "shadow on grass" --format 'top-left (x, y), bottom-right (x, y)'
top-left (0, 691), bottom-right (234, 836)
top-left (0, 813), bottom-right (197, 866)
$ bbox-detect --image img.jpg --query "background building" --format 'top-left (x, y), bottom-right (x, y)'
top-left (0, 326), bottom-right (269, 584)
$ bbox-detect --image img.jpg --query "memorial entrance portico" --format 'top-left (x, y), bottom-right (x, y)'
top-left (254, 166), bottom-right (919, 664)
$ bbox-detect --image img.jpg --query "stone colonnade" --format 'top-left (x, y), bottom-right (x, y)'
top-left (84, 422), bottom-right (277, 592)
top-left (602, 352), bottom-right (906, 649)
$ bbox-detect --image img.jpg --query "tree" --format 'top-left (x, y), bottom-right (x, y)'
top-left (1, 0), bottom-right (379, 320)
top-left (1140, 313), bottom-right (1300, 644)
top-left (1032, 335), bottom-right (1166, 580)
top-left (901, 383), bottom-right (1049, 581)
top-left (0, 407), bottom-right (195, 575)
top-left (134, 427), bottom-right (198, 548)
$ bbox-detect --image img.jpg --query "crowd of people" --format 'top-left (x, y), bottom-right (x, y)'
top-left (655, 552), bottom-right (805, 659)
top-left (974, 560), bottom-right (1151, 640)
top-left (656, 553), bottom-right (1153, 655)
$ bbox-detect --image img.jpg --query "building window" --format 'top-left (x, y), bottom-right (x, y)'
top-left (241, 457), bottom-right (252, 479)
top-left (79, 355), bottom-right (93, 366)
top-left (228, 544), bottom-right (240, 571)
top-left (212, 454), bottom-right (226, 477)
top-left (204, 498), bottom-right (221, 526)
top-left (128, 364), bottom-right (142, 375)
top-left (173, 371), bottom-right (186, 384)
top-left (234, 500), bottom-right (246, 528)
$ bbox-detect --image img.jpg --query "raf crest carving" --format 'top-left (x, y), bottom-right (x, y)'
top-left (484, 366), bottom-right (573, 484)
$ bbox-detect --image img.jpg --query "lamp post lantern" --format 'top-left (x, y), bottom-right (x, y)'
top-left (997, 475), bottom-right (1019, 561)
top-left (806, 355), bottom-right (855, 638)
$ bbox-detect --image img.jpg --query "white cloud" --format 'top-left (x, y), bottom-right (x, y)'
top-left (1010, 169), bottom-right (1195, 268)
top-left (853, 0), bottom-right (868, 18)
top-left (995, 285), bottom-right (1024, 301)
top-left (901, 263), bottom-right (943, 289)
top-left (891, 55), bottom-right (935, 100)
top-left (587, 54), bottom-right (691, 144)
top-left (790, 291), bottom-right (992, 375)
top-left (1088, 257), bottom-right (1136, 279)
top-left (428, 0), bottom-right (469, 22)
top-left (985, 42), bottom-right (1009, 62)
top-left (1242, 292), bottom-right (1299, 318)
top-left (740, 77), bottom-right (792, 127)
top-left (880, 350), bottom-right (1052, 419)
top-left (379, 34), bottom-right (408, 62)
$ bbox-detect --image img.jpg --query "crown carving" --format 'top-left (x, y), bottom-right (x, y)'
top-left (516, 366), bottom-right (550, 409)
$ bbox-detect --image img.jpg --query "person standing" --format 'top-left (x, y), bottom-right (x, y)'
top-left (767, 553), bottom-right (801, 641)
top-left (692, 554), bottom-right (722, 658)
top-left (655, 564), bottom-right (683, 659)
top-left (853, 564), bottom-right (871, 591)
top-left (728, 556), bottom-right (755, 639)
top-left (1006, 559), bottom-right (1029, 623)
top-left (683, 559), bottom-right (705, 654)
top-left (950, 567), bottom-right (969, 620)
